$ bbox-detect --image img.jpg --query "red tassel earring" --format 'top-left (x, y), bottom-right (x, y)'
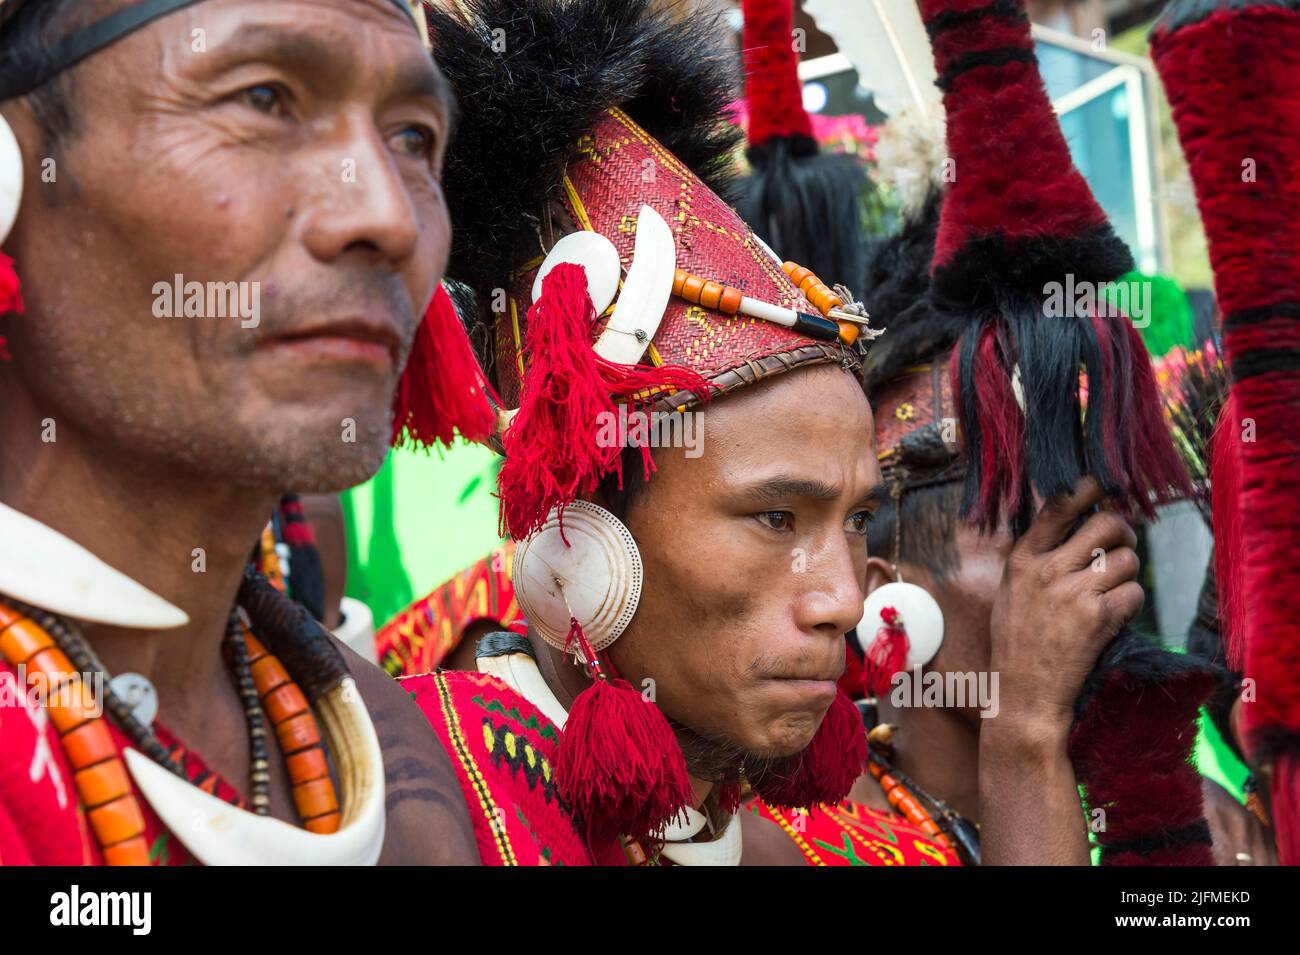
top-left (498, 263), bottom-right (621, 541)
top-left (390, 283), bottom-right (495, 450)
top-left (0, 251), bottom-right (24, 361)
top-left (862, 606), bottom-right (909, 699)
top-left (750, 689), bottom-right (867, 811)
top-left (553, 616), bottom-right (692, 846)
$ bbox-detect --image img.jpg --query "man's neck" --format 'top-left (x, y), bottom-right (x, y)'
top-left (876, 699), bottom-right (982, 824)
top-left (0, 407), bottom-right (277, 741)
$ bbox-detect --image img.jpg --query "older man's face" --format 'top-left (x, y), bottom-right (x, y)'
top-left (2, 0), bottom-right (451, 490)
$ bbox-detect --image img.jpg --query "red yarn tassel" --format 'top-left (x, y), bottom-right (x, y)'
top-left (717, 782), bottom-right (743, 815)
top-left (838, 641), bottom-right (866, 700)
top-left (553, 617), bottom-right (692, 845)
top-left (0, 251), bottom-right (25, 361)
top-left (390, 284), bottom-right (495, 451)
top-left (751, 690), bottom-right (867, 811)
top-left (862, 606), bottom-right (909, 699)
top-left (499, 263), bottom-right (713, 541)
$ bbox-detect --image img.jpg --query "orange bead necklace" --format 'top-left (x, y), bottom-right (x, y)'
top-left (0, 594), bottom-right (340, 865)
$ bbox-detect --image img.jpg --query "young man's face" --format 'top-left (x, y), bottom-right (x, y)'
top-left (609, 364), bottom-right (880, 765)
top-left (1, 0), bottom-right (451, 491)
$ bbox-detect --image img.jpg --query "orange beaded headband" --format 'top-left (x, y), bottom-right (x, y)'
top-left (670, 261), bottom-right (878, 348)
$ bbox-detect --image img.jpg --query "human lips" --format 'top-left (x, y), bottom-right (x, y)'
top-left (259, 318), bottom-right (403, 368)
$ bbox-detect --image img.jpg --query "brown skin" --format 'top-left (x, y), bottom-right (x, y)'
top-left (1203, 777), bottom-right (1277, 865)
top-left (742, 477), bottom-right (1144, 865)
top-left (0, 0), bottom-right (476, 863)
top-left (850, 519), bottom-right (1010, 824)
top-left (981, 479), bottom-right (1144, 864)
top-left (532, 363), bottom-right (880, 799)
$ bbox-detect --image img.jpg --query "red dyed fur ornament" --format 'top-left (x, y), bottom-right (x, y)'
top-left (552, 617), bottom-right (692, 845)
top-left (862, 606), bottom-right (909, 699)
top-left (750, 689), bottom-right (867, 811)
top-left (0, 251), bottom-right (25, 360)
top-left (920, 0), bottom-right (1189, 527)
top-left (391, 284), bottom-right (495, 450)
top-left (1153, 0), bottom-right (1300, 865)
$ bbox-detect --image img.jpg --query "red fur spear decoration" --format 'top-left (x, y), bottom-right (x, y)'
top-left (922, 0), bottom-right (1211, 864)
top-left (1152, 0), bottom-right (1300, 865)
top-left (920, 0), bottom-right (1189, 531)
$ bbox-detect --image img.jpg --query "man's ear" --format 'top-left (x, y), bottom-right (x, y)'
top-left (865, 555), bottom-right (894, 596)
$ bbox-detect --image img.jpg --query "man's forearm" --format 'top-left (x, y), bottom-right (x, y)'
top-left (979, 715), bottom-right (1091, 866)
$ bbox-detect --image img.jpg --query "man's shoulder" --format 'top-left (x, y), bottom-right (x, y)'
top-left (400, 669), bottom-right (593, 866)
top-left (333, 639), bottom-right (480, 864)
top-left (401, 668), bottom-right (563, 753)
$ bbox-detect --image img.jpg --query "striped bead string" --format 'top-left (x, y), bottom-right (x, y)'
top-left (225, 610), bottom-right (272, 816)
top-left (868, 753), bottom-right (953, 849)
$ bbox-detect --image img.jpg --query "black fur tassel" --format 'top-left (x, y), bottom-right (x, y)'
top-left (858, 192), bottom-right (957, 392)
top-left (427, 0), bottom-right (744, 297)
top-left (737, 136), bottom-right (871, 294)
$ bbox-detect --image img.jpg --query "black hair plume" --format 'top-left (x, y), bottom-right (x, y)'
top-left (427, 0), bottom-right (743, 295)
top-left (857, 191), bottom-right (960, 393)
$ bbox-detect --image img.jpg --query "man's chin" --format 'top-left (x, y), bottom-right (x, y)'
top-left (220, 416), bottom-right (393, 492)
top-left (749, 713), bottom-right (823, 759)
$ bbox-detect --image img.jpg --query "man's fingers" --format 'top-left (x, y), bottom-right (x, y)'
top-left (1021, 476), bottom-right (1105, 555)
top-left (1055, 511), bottom-right (1138, 574)
top-left (1098, 580), bottom-right (1145, 631)
top-left (1077, 545), bottom-right (1140, 595)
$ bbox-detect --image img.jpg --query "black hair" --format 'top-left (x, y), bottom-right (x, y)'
top-left (423, 0), bottom-right (743, 346)
top-left (1, 0), bottom-right (89, 147)
top-left (865, 478), bottom-right (963, 582)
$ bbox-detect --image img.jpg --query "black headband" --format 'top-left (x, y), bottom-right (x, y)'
top-left (0, 0), bottom-right (423, 100)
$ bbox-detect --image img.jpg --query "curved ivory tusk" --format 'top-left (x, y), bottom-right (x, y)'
top-left (532, 231), bottom-right (622, 316)
top-left (0, 501), bottom-right (188, 629)
top-left (659, 812), bottom-right (743, 866)
top-left (124, 676), bottom-right (386, 865)
top-left (594, 205), bottom-right (675, 365)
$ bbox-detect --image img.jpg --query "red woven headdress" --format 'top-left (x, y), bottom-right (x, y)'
top-left (1152, 0), bottom-right (1300, 865)
top-left (920, 0), bottom-right (1189, 530)
top-left (428, 0), bottom-right (872, 542)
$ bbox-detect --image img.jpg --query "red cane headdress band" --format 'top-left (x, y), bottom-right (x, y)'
top-left (1152, 0), bottom-right (1300, 866)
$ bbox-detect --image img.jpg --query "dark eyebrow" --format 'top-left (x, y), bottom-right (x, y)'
top-left (740, 477), bottom-right (844, 505)
top-left (213, 23), bottom-right (350, 76)
top-left (209, 22), bottom-right (454, 118)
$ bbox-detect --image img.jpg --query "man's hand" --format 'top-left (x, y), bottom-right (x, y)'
top-left (988, 475), bottom-right (1143, 735)
top-left (978, 476), bottom-right (1144, 865)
